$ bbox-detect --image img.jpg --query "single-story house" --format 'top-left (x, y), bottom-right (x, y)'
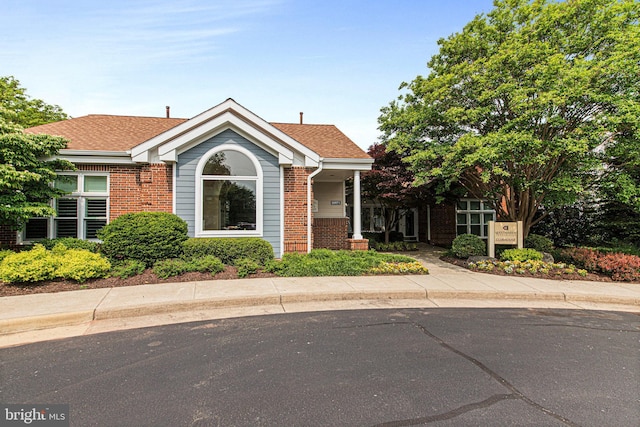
top-left (5, 99), bottom-right (373, 257)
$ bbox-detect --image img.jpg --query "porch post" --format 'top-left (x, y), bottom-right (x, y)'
top-left (352, 170), bottom-right (363, 239)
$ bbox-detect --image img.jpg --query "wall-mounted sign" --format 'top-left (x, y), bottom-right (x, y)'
top-left (330, 200), bottom-right (342, 205)
top-left (488, 221), bottom-right (523, 257)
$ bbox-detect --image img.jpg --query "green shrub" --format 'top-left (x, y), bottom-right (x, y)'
top-left (234, 257), bottom-right (260, 278)
top-left (500, 248), bottom-right (544, 262)
top-left (0, 249), bottom-right (14, 263)
top-left (98, 212), bottom-right (188, 266)
top-left (40, 237), bottom-right (99, 253)
top-left (0, 244), bottom-right (110, 284)
top-left (524, 234), bottom-right (554, 253)
top-left (153, 258), bottom-right (189, 279)
top-left (451, 234), bottom-right (486, 258)
top-left (369, 261), bottom-right (429, 275)
top-left (188, 255), bottom-right (225, 274)
top-left (110, 259), bottom-right (147, 279)
top-left (267, 249), bottom-right (417, 277)
top-left (54, 246), bottom-right (111, 283)
top-left (0, 244), bottom-right (57, 283)
top-left (370, 241), bottom-right (418, 252)
top-left (153, 255), bottom-right (225, 279)
top-left (182, 238), bottom-right (274, 265)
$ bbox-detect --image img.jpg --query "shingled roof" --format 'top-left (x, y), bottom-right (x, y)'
top-left (25, 114), bottom-right (369, 159)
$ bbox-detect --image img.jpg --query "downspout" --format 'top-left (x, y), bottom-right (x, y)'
top-left (307, 161), bottom-right (323, 253)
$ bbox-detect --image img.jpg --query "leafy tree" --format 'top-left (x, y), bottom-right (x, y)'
top-left (378, 0), bottom-right (639, 238)
top-left (0, 76), bottom-right (68, 128)
top-left (361, 144), bottom-right (428, 243)
top-left (0, 77), bottom-right (73, 231)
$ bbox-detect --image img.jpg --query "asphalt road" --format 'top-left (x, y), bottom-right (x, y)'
top-left (1, 309), bottom-right (638, 427)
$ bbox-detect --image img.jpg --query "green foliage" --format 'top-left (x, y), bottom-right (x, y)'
top-left (234, 257), bottom-right (260, 278)
top-left (40, 237), bottom-right (99, 253)
top-left (0, 249), bottom-right (14, 262)
top-left (54, 245), bottom-right (111, 283)
top-left (369, 261), bottom-right (429, 275)
top-left (378, 0), bottom-right (639, 237)
top-left (182, 237), bottom-right (274, 265)
top-left (0, 244), bottom-right (56, 283)
top-left (98, 212), bottom-right (188, 267)
top-left (267, 249), bottom-right (417, 277)
top-left (110, 259), bottom-right (147, 279)
top-left (152, 255), bottom-right (224, 279)
top-left (0, 243), bottom-right (110, 283)
top-left (369, 241), bottom-right (418, 252)
top-left (500, 248), bottom-right (544, 262)
top-left (1, 76), bottom-right (68, 128)
top-left (0, 76), bottom-right (74, 231)
top-left (468, 259), bottom-right (587, 277)
top-left (524, 234), bottom-right (554, 253)
top-left (451, 234), bottom-right (486, 258)
top-left (188, 255), bottom-right (225, 274)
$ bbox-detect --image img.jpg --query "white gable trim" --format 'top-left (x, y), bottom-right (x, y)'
top-left (131, 98), bottom-right (320, 166)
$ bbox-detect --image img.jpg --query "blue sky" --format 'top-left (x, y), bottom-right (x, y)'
top-left (1, 0), bottom-right (495, 149)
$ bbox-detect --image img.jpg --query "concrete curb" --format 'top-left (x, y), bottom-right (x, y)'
top-left (2, 288), bottom-right (638, 337)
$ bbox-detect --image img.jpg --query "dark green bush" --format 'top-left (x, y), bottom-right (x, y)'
top-left (451, 234), bottom-right (486, 258)
top-left (153, 255), bottom-right (225, 279)
top-left (182, 238), bottom-right (273, 265)
top-left (524, 234), bottom-right (554, 253)
top-left (98, 212), bottom-right (188, 266)
top-left (188, 255), bottom-right (225, 274)
top-left (234, 257), bottom-right (260, 278)
top-left (110, 259), bottom-right (147, 279)
top-left (153, 258), bottom-right (190, 279)
top-left (500, 248), bottom-right (544, 262)
top-left (40, 237), bottom-right (99, 253)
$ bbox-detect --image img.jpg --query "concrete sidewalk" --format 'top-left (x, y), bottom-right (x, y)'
top-left (1, 246), bottom-right (639, 348)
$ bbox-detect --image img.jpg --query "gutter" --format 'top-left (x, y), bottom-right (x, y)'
top-left (307, 161), bottom-right (324, 253)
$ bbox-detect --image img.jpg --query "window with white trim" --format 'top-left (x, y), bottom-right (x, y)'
top-left (22, 173), bottom-right (109, 242)
top-left (196, 146), bottom-right (262, 236)
top-left (456, 199), bottom-right (495, 238)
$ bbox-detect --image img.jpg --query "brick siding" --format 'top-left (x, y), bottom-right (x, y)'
top-left (428, 202), bottom-right (456, 246)
top-left (283, 167), bottom-right (312, 253)
top-left (313, 217), bottom-right (349, 250)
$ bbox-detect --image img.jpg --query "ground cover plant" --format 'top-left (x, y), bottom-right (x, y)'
top-left (266, 249), bottom-right (428, 277)
top-left (558, 247), bottom-right (640, 282)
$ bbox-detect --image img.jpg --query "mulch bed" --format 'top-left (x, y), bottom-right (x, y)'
top-left (1, 257), bottom-right (634, 298)
top-left (0, 266), bottom-right (277, 297)
top-left (441, 256), bottom-right (618, 283)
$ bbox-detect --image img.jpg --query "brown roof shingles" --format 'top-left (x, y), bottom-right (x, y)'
top-left (25, 115), bottom-right (188, 151)
top-left (25, 115), bottom-right (370, 159)
top-left (270, 122), bottom-right (370, 159)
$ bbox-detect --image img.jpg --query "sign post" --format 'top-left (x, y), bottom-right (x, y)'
top-left (488, 221), bottom-right (523, 258)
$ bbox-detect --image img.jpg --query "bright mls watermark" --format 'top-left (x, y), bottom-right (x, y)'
top-left (1, 404), bottom-right (68, 426)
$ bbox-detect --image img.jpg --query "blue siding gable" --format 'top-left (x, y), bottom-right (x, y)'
top-left (175, 129), bottom-right (281, 256)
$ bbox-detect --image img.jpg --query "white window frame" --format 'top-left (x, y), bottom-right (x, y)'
top-left (456, 199), bottom-right (495, 239)
top-left (19, 172), bottom-right (110, 243)
top-left (194, 144), bottom-right (263, 237)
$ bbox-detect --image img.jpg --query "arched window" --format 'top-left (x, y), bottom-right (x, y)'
top-left (196, 145), bottom-right (262, 236)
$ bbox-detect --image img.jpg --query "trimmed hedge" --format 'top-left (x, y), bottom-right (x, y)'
top-left (153, 255), bottom-right (225, 279)
top-left (98, 212), bottom-right (188, 266)
top-left (451, 234), bottom-right (486, 258)
top-left (182, 238), bottom-right (274, 265)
